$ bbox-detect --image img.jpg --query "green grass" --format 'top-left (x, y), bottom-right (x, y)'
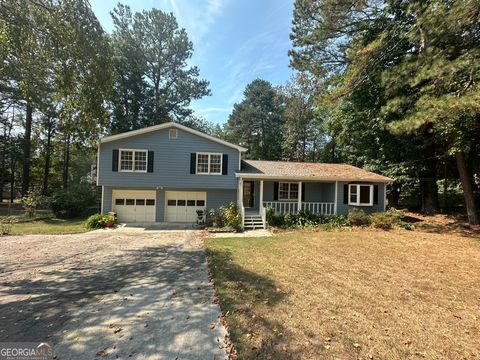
top-left (9, 218), bottom-right (88, 235)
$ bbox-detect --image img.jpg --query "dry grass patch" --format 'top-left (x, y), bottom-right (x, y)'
top-left (206, 229), bottom-right (480, 359)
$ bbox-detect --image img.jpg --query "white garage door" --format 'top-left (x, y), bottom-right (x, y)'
top-left (112, 190), bottom-right (156, 223)
top-left (166, 191), bottom-right (206, 222)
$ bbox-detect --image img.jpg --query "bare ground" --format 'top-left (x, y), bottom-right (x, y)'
top-left (0, 229), bottom-right (227, 359)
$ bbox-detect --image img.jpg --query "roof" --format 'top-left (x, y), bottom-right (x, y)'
top-left (237, 160), bottom-right (393, 182)
top-left (99, 122), bottom-right (248, 152)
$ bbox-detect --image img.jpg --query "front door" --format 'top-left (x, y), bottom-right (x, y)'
top-left (243, 181), bottom-right (254, 208)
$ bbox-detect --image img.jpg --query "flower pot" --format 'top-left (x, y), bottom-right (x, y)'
top-left (105, 220), bottom-right (114, 228)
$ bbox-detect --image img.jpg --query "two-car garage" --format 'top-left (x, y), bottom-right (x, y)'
top-left (112, 189), bottom-right (206, 223)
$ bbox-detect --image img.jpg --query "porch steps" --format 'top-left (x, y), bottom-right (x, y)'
top-left (243, 214), bottom-right (264, 230)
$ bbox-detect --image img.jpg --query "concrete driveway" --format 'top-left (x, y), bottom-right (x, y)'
top-left (0, 229), bottom-right (228, 359)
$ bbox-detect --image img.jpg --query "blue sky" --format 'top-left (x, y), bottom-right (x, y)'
top-left (90, 0), bottom-right (295, 124)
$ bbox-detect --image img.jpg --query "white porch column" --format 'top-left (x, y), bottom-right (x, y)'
top-left (259, 180), bottom-right (264, 209)
top-left (238, 177), bottom-right (244, 208)
top-left (334, 181), bottom-right (338, 214)
top-left (298, 181), bottom-right (302, 213)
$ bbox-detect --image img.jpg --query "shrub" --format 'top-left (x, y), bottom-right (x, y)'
top-left (222, 202), bottom-right (243, 232)
top-left (50, 184), bottom-right (97, 219)
top-left (85, 213), bottom-right (114, 230)
top-left (22, 189), bottom-right (50, 218)
top-left (266, 207), bottom-right (286, 227)
top-left (347, 208), bottom-right (371, 226)
top-left (0, 216), bottom-right (18, 235)
top-left (370, 208), bottom-right (405, 230)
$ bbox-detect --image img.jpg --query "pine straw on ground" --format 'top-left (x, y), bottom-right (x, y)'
top-left (206, 228), bottom-right (480, 360)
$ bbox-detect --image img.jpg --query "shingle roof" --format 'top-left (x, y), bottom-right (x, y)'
top-left (238, 160), bottom-right (393, 182)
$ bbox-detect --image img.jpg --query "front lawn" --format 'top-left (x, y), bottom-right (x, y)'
top-left (9, 218), bottom-right (88, 235)
top-left (206, 229), bottom-right (480, 359)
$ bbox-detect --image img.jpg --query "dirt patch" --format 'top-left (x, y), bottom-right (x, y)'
top-left (0, 230), bottom-right (227, 359)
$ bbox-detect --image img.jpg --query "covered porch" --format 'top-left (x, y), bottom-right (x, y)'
top-left (238, 178), bottom-right (338, 228)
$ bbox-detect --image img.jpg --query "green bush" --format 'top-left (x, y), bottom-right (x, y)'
top-left (370, 208), bottom-right (406, 230)
top-left (85, 213), bottom-right (114, 230)
top-left (347, 208), bottom-right (371, 226)
top-left (205, 203), bottom-right (243, 232)
top-left (266, 208), bottom-right (348, 230)
top-left (222, 202), bottom-right (243, 232)
top-left (50, 185), bottom-right (97, 219)
top-left (1, 216), bottom-right (18, 235)
top-left (22, 189), bottom-right (50, 218)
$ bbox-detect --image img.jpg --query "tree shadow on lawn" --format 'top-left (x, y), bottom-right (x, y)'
top-left (0, 243), bottom-right (224, 359)
top-left (207, 247), bottom-right (307, 360)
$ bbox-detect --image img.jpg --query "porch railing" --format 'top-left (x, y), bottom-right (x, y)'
top-left (263, 201), bottom-right (336, 215)
top-left (302, 202), bottom-right (335, 215)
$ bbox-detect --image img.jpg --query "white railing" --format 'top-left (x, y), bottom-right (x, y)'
top-left (302, 202), bottom-right (335, 215)
top-left (263, 201), bottom-right (336, 215)
top-left (263, 201), bottom-right (299, 214)
top-left (260, 205), bottom-right (266, 228)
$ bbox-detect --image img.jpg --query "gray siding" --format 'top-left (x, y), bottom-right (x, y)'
top-left (103, 186), bottom-right (236, 221)
top-left (336, 181), bottom-right (386, 215)
top-left (98, 127), bottom-right (240, 189)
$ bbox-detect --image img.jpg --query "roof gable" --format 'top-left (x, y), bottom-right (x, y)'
top-left (99, 122), bottom-right (247, 152)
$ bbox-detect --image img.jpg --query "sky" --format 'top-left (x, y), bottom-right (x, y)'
top-left (90, 0), bottom-right (295, 124)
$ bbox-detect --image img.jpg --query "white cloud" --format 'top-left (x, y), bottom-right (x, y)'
top-left (195, 106), bottom-right (232, 115)
top-left (166, 0), bottom-right (227, 44)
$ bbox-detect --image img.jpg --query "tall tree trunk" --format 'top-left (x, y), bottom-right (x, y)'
top-left (21, 102), bottom-right (33, 196)
top-left (62, 134), bottom-right (71, 189)
top-left (420, 126), bottom-right (438, 214)
top-left (456, 151), bottom-right (479, 225)
top-left (9, 157), bottom-right (15, 203)
top-left (42, 119), bottom-right (53, 195)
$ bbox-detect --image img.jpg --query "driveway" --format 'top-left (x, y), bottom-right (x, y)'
top-left (0, 229), bottom-right (228, 359)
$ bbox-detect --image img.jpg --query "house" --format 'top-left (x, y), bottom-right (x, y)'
top-left (97, 122), bottom-right (392, 228)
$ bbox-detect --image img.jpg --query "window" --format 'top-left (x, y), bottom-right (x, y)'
top-left (169, 128), bottom-right (178, 139)
top-left (136, 199), bottom-right (145, 205)
top-left (196, 153), bottom-right (222, 175)
top-left (146, 199), bottom-right (155, 206)
top-left (196, 200), bottom-right (205, 207)
top-left (125, 199), bottom-right (135, 205)
top-left (348, 184), bottom-right (373, 206)
top-left (167, 199), bottom-right (177, 206)
top-left (278, 182), bottom-right (299, 200)
top-left (119, 149), bottom-right (148, 172)
top-left (115, 199), bottom-right (125, 205)
top-left (187, 200), bottom-right (196, 206)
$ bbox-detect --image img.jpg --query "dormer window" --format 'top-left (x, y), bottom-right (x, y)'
top-left (169, 128), bottom-right (178, 139)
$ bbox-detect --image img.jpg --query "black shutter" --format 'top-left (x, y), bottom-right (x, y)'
top-left (112, 149), bottom-right (119, 171)
top-left (301, 183), bottom-right (305, 201)
top-left (190, 153), bottom-right (196, 174)
top-left (373, 185), bottom-right (379, 204)
top-left (222, 154), bottom-right (228, 175)
top-left (274, 182), bottom-right (279, 200)
top-left (147, 151), bottom-right (154, 172)
top-left (343, 184), bottom-right (348, 204)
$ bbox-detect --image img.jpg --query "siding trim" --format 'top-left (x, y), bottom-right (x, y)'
top-left (100, 122), bottom-right (248, 152)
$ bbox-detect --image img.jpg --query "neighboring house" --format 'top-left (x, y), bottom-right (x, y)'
top-left (97, 122), bottom-right (392, 228)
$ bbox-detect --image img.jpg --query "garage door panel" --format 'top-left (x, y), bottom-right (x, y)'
top-left (166, 191), bottom-right (206, 222)
top-left (112, 190), bottom-right (156, 223)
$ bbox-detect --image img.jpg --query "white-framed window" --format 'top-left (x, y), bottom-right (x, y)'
top-left (348, 184), bottom-right (373, 206)
top-left (119, 149), bottom-right (148, 172)
top-left (278, 182), bottom-right (299, 200)
top-left (169, 128), bottom-right (178, 139)
top-left (196, 153), bottom-right (222, 175)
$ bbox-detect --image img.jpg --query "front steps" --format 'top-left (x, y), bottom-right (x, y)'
top-left (243, 214), bottom-right (264, 230)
